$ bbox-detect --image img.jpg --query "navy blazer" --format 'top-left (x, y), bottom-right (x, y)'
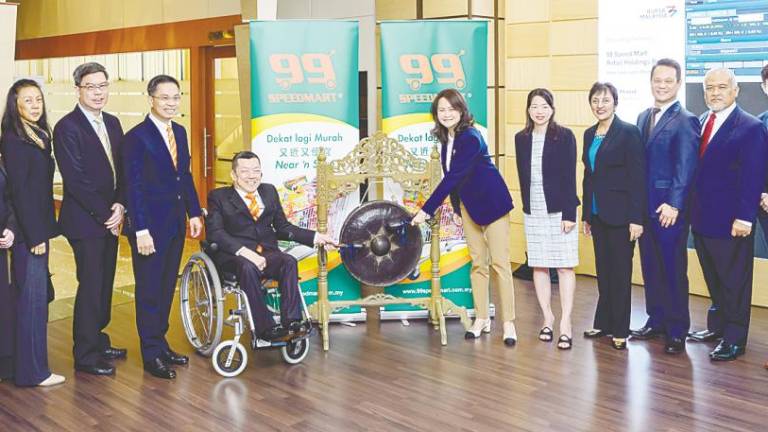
top-left (636, 102), bottom-right (699, 216)
top-left (0, 129), bottom-right (59, 247)
top-left (690, 105), bottom-right (768, 238)
top-left (422, 127), bottom-right (513, 226)
top-left (206, 184), bottom-right (315, 262)
top-left (53, 106), bottom-right (125, 240)
top-left (514, 125), bottom-right (580, 222)
top-left (122, 116), bottom-right (201, 248)
top-left (582, 116), bottom-right (646, 226)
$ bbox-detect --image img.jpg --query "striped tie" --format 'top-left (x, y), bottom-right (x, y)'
top-left (93, 117), bottom-right (115, 186)
top-left (245, 192), bottom-right (260, 219)
top-left (166, 124), bottom-right (178, 169)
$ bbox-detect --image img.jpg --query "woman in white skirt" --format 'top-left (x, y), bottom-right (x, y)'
top-left (515, 88), bottom-right (580, 350)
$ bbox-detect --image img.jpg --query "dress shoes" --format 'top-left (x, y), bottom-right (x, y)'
top-left (288, 320), bottom-right (310, 335)
top-left (75, 361), bottom-right (116, 376)
top-left (611, 338), bottom-right (627, 350)
top-left (583, 329), bottom-right (608, 339)
top-left (259, 324), bottom-right (289, 341)
top-left (688, 329), bottom-right (722, 343)
top-left (664, 337), bottom-right (685, 355)
top-left (465, 318), bottom-right (491, 339)
top-left (161, 349), bottom-right (189, 366)
top-left (502, 321), bottom-right (517, 347)
top-left (630, 326), bottom-right (664, 340)
top-left (38, 373), bottom-right (66, 387)
top-left (144, 358), bottom-right (176, 380)
top-left (709, 341), bottom-right (746, 361)
top-left (102, 347), bottom-right (128, 360)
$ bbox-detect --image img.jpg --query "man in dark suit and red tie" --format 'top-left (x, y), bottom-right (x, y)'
top-left (206, 151), bottom-right (335, 343)
top-left (123, 75), bottom-right (203, 379)
top-left (53, 62), bottom-right (127, 376)
top-left (687, 67), bottom-right (768, 361)
top-left (631, 59), bottom-right (700, 354)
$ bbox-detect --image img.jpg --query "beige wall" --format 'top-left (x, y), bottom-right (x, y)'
top-left (16, 0), bottom-right (241, 39)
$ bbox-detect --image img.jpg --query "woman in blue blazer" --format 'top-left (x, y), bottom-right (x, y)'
top-left (0, 79), bottom-right (64, 386)
top-left (412, 89), bottom-right (517, 346)
top-left (515, 88), bottom-right (580, 350)
top-left (581, 82), bottom-right (646, 350)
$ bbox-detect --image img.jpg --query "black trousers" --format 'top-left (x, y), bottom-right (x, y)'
top-left (591, 216), bottom-right (636, 339)
top-left (225, 249), bottom-right (302, 335)
top-left (0, 249), bottom-right (14, 379)
top-left (693, 232), bottom-right (754, 345)
top-left (130, 232), bottom-right (185, 363)
top-left (69, 235), bottom-right (118, 365)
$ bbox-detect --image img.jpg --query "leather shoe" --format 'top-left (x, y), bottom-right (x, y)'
top-left (144, 358), bottom-right (176, 379)
top-left (688, 329), bottom-right (722, 342)
top-left (259, 324), bottom-right (288, 341)
top-left (709, 341), bottom-right (745, 361)
top-left (611, 338), bottom-right (627, 350)
top-left (75, 361), bottom-right (115, 376)
top-left (630, 326), bottom-right (663, 340)
top-left (288, 320), bottom-right (310, 335)
top-left (664, 337), bottom-right (685, 354)
top-left (161, 349), bottom-right (189, 366)
top-left (583, 329), bottom-right (607, 339)
top-left (102, 347), bottom-right (127, 360)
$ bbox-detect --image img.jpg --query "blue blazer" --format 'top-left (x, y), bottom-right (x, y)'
top-left (636, 101), bottom-right (700, 216)
top-left (422, 127), bottom-right (513, 226)
top-left (122, 116), bottom-right (201, 248)
top-left (514, 125), bottom-right (580, 222)
top-left (53, 106), bottom-right (124, 240)
top-left (582, 116), bottom-right (646, 226)
top-left (690, 105), bottom-right (768, 238)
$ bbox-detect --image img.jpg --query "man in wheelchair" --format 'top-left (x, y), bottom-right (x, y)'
top-left (205, 151), bottom-right (335, 344)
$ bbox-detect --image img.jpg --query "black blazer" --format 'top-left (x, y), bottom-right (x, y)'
top-left (206, 184), bottom-right (315, 263)
top-left (53, 106), bottom-right (124, 240)
top-left (0, 129), bottom-right (59, 246)
top-left (582, 116), bottom-right (646, 226)
top-left (0, 159), bottom-right (17, 235)
top-left (515, 125), bottom-right (580, 222)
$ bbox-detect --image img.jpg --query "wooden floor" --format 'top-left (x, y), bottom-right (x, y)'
top-left (2, 276), bottom-right (768, 432)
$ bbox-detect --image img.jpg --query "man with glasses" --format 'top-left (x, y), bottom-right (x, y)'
top-left (122, 74), bottom-right (203, 379)
top-left (53, 62), bottom-right (127, 376)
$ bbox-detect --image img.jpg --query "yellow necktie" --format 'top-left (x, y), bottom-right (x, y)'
top-left (166, 124), bottom-right (178, 169)
top-left (245, 192), bottom-right (260, 219)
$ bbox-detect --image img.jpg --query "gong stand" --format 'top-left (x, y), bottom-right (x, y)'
top-left (308, 132), bottom-right (470, 351)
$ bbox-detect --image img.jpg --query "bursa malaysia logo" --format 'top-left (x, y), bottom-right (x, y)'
top-left (640, 5), bottom-right (678, 19)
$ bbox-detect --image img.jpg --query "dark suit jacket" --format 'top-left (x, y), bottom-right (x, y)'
top-left (53, 106), bottom-right (124, 240)
top-left (690, 105), bottom-right (768, 238)
top-left (582, 116), bottom-right (646, 226)
top-left (205, 184), bottom-right (315, 263)
top-left (122, 116), bottom-right (201, 248)
top-left (636, 101), bottom-right (700, 216)
top-left (0, 159), bottom-right (16, 235)
top-left (0, 129), bottom-right (59, 246)
top-left (514, 125), bottom-right (580, 222)
top-left (422, 127), bottom-right (513, 226)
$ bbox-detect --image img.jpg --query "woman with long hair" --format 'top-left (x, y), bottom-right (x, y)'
top-left (515, 88), bottom-right (580, 350)
top-left (412, 88), bottom-right (517, 346)
top-left (0, 79), bottom-right (63, 386)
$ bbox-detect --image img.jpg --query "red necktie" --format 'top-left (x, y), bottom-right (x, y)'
top-left (699, 112), bottom-right (717, 157)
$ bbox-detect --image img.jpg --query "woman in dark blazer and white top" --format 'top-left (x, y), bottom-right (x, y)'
top-left (581, 82), bottom-right (646, 350)
top-left (0, 79), bottom-right (63, 386)
top-left (412, 88), bottom-right (517, 346)
top-left (515, 88), bottom-right (580, 350)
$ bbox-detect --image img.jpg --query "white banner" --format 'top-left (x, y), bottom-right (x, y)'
top-left (598, 0), bottom-right (685, 121)
top-left (0, 2), bottom-right (18, 116)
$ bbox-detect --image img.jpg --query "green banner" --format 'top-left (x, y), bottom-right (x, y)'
top-left (249, 20), bottom-right (361, 315)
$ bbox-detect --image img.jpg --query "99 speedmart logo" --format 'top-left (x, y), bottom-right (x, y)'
top-left (267, 52), bottom-right (342, 103)
top-left (398, 51), bottom-right (468, 104)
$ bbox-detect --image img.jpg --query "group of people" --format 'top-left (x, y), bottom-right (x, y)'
top-left (2, 58), bottom-right (768, 388)
top-left (414, 59), bottom-right (768, 368)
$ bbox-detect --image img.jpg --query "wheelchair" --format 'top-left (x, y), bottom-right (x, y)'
top-left (179, 241), bottom-right (312, 377)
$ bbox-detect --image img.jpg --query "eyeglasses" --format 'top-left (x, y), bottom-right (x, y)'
top-left (78, 82), bottom-right (110, 92)
top-left (152, 95), bottom-right (182, 103)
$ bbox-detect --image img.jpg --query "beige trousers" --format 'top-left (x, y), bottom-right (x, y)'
top-left (461, 204), bottom-right (515, 322)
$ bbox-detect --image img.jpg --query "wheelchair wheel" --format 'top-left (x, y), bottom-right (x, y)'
top-left (180, 252), bottom-right (224, 357)
top-left (212, 340), bottom-right (248, 378)
top-left (281, 338), bottom-right (309, 364)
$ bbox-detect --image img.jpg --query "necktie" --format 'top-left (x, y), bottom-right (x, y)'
top-left (699, 112), bottom-right (717, 157)
top-left (645, 107), bottom-right (661, 139)
top-left (93, 117), bottom-right (115, 185)
top-left (245, 192), bottom-right (260, 219)
top-left (166, 124), bottom-right (178, 169)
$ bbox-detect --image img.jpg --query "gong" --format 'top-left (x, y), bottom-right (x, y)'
top-left (339, 201), bottom-right (423, 287)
